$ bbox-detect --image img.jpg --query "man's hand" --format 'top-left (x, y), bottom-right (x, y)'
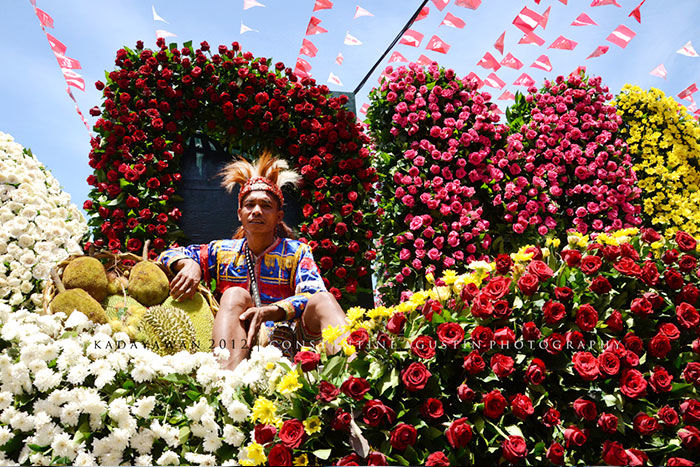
top-left (239, 305), bottom-right (286, 345)
top-left (169, 259), bottom-right (202, 301)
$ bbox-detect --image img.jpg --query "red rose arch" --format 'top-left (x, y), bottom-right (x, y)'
top-left (84, 39), bottom-right (377, 304)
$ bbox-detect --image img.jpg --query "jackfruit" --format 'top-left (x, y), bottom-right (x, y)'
top-left (50, 288), bottom-right (108, 324)
top-left (162, 293), bottom-right (214, 353)
top-left (102, 294), bottom-right (146, 321)
top-left (106, 271), bottom-right (129, 296)
top-left (62, 257), bottom-right (109, 302)
top-left (128, 261), bottom-right (170, 306)
top-left (139, 305), bottom-right (197, 355)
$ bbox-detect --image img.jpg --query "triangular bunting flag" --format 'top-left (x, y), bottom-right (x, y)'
top-left (388, 51), bottom-right (408, 63)
top-left (354, 6), bottom-right (373, 19)
top-left (678, 83), bottom-right (698, 101)
top-left (513, 73), bottom-right (535, 87)
top-left (156, 29), bottom-right (177, 38)
top-left (484, 73), bottom-right (506, 89)
top-left (501, 53), bottom-right (523, 70)
top-left (478, 52), bottom-right (501, 71)
top-left (441, 12), bottom-right (466, 28)
top-left (519, 31), bottom-right (545, 46)
top-left (531, 55), bottom-right (553, 71)
top-left (306, 17), bottom-right (328, 35)
top-left (677, 41), bottom-right (699, 57)
top-left (360, 103), bottom-right (369, 114)
top-left (494, 31), bottom-right (505, 54)
top-left (498, 90), bottom-right (515, 100)
top-left (344, 31), bottom-right (363, 46)
top-left (629, 0), bottom-right (645, 23)
top-left (466, 72), bottom-right (484, 89)
top-left (313, 0), bottom-right (333, 11)
top-left (300, 38), bottom-right (318, 57)
top-left (62, 69), bottom-right (85, 91)
top-left (417, 54), bottom-right (434, 65)
top-left (607, 25), bottom-right (636, 48)
top-left (243, 0), bottom-right (265, 10)
top-left (399, 29), bottom-right (424, 47)
top-left (591, 0), bottom-right (621, 6)
top-left (415, 6), bottom-right (430, 21)
top-left (336, 52), bottom-right (344, 65)
top-left (455, 0), bottom-right (481, 9)
top-left (426, 35), bottom-right (450, 54)
top-left (152, 5), bottom-right (168, 23)
top-left (539, 6), bottom-right (551, 29)
top-left (55, 54), bottom-right (82, 70)
top-left (513, 7), bottom-right (543, 34)
top-left (649, 64), bottom-right (667, 79)
top-left (240, 22), bottom-right (257, 34)
top-left (571, 13), bottom-right (597, 26)
top-left (549, 36), bottom-right (577, 50)
top-left (34, 8), bottom-right (54, 29)
top-left (296, 58), bottom-right (312, 72)
top-left (431, 0), bottom-right (449, 11)
top-left (328, 72), bottom-right (343, 86)
top-left (46, 33), bottom-right (67, 55)
top-left (586, 45), bottom-right (609, 59)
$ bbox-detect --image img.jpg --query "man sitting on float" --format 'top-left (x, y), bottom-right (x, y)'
top-left (158, 150), bottom-right (348, 370)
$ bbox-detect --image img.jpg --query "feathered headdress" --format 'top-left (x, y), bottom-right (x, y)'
top-left (220, 149), bottom-right (301, 207)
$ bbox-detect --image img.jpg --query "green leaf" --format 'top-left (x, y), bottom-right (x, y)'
top-left (321, 355), bottom-right (347, 382)
top-left (179, 426), bottom-right (190, 445)
top-left (504, 425), bottom-right (524, 438)
top-left (313, 449), bottom-right (332, 460)
top-left (185, 390), bottom-right (200, 401)
top-left (28, 444), bottom-right (49, 453)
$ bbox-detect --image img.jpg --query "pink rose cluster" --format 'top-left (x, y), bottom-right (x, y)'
top-left (491, 70), bottom-right (642, 237)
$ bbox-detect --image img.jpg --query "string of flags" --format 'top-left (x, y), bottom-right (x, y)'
top-left (153, 5), bottom-right (177, 39)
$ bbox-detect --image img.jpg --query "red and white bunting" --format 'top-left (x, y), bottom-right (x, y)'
top-left (498, 90), bottom-right (515, 100)
top-left (586, 45), bottom-right (609, 59)
top-left (513, 73), bottom-right (536, 87)
top-left (484, 73), bottom-right (506, 89)
top-left (501, 53), bottom-right (523, 70)
top-left (62, 69), bottom-right (85, 91)
top-left (431, 0), bottom-right (450, 11)
top-left (344, 31), bottom-right (363, 46)
top-left (607, 25), bottom-right (636, 48)
top-left (513, 7), bottom-right (543, 34)
top-left (360, 103), bottom-right (369, 114)
top-left (336, 52), bottom-right (344, 65)
top-left (300, 38), bottom-right (318, 57)
top-left (549, 36), bottom-right (577, 50)
top-left (571, 13), bottom-right (597, 26)
top-left (156, 29), bottom-right (177, 38)
top-left (327, 72), bottom-right (343, 86)
top-left (494, 31), bottom-right (505, 54)
top-left (417, 54), bottom-right (434, 65)
top-left (46, 33), bottom-right (67, 55)
top-left (531, 54), bottom-right (553, 71)
top-left (559, 0), bottom-right (568, 4)
top-left (34, 8), bottom-right (54, 29)
top-left (455, 0), bottom-right (481, 10)
top-left (415, 6), bottom-right (430, 21)
top-left (295, 57), bottom-right (312, 73)
top-left (519, 31), bottom-right (544, 46)
top-left (55, 54), bottom-right (82, 70)
top-left (399, 29), bottom-right (424, 47)
top-left (629, 0), bottom-right (645, 23)
top-left (313, 0), bottom-right (333, 11)
top-left (677, 41), bottom-right (699, 57)
top-left (591, 0), bottom-right (621, 6)
top-left (678, 83), bottom-right (698, 101)
top-left (152, 5), bottom-right (168, 23)
top-left (426, 35), bottom-right (450, 54)
top-left (649, 63), bottom-right (668, 79)
top-left (66, 89), bottom-right (90, 130)
top-left (539, 6), bottom-right (551, 29)
top-left (354, 5), bottom-right (373, 19)
top-left (306, 16), bottom-right (328, 35)
top-left (388, 51), bottom-right (408, 63)
top-left (441, 12), bottom-right (466, 29)
top-left (466, 72), bottom-right (484, 89)
top-left (243, 0), bottom-right (265, 9)
top-left (477, 52), bottom-right (501, 71)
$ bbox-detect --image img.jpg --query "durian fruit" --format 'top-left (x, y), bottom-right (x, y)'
top-left (161, 293), bottom-right (214, 353)
top-left (128, 261), bottom-right (170, 306)
top-left (62, 256), bottom-right (108, 302)
top-left (50, 288), bottom-right (108, 324)
top-left (106, 270), bottom-right (129, 296)
top-left (103, 294), bottom-right (146, 321)
top-left (139, 305), bottom-right (197, 355)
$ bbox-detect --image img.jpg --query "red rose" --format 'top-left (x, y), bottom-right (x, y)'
top-left (517, 273), bottom-right (539, 296)
top-left (510, 393), bottom-right (534, 419)
top-left (572, 352), bottom-right (599, 381)
top-left (332, 409), bottom-right (352, 431)
top-left (492, 300), bottom-right (512, 319)
top-left (336, 453), bottom-right (362, 465)
top-left (411, 335), bottom-right (436, 359)
top-left (678, 425), bottom-right (700, 449)
top-left (658, 405), bottom-right (680, 426)
top-left (463, 351), bottom-right (485, 375)
top-left (665, 268), bottom-right (685, 290)
top-left (389, 423), bottom-right (417, 451)
top-left (676, 303), bottom-right (700, 329)
top-left (387, 312), bottom-right (407, 334)
top-left (663, 248), bottom-right (680, 264)
top-left (436, 322), bottom-right (464, 349)
top-left (495, 254), bottom-right (512, 274)
top-left (679, 284), bottom-right (700, 305)
top-left (278, 419), bottom-right (306, 448)
top-left (681, 399), bottom-right (700, 423)
top-left (490, 353), bottom-right (515, 378)
top-left (590, 276), bottom-right (612, 294)
top-left (362, 399), bottom-right (396, 427)
top-left (268, 444), bottom-right (292, 466)
top-left (369, 451), bottom-right (388, 465)
top-left (630, 297), bottom-right (653, 317)
top-left (420, 398), bottom-right (444, 420)
top-left (622, 333), bottom-right (644, 355)
top-left (573, 398), bottom-right (597, 421)
top-left (542, 408), bottom-right (561, 427)
top-left (525, 358), bottom-right (546, 385)
top-left (482, 389), bottom-right (508, 419)
top-left (676, 231), bottom-right (697, 252)
top-left (633, 413), bottom-right (659, 435)
top-left (377, 332), bottom-right (392, 350)
top-left (640, 261), bottom-right (660, 286)
top-left (346, 328), bottom-right (369, 351)
top-left (317, 380), bottom-right (339, 402)
top-left (641, 227), bottom-right (662, 243)
top-left (126, 195), bottom-right (140, 208)
top-left (425, 452), bottom-right (450, 467)
top-left (648, 333), bottom-right (671, 359)
top-left (598, 351), bottom-right (620, 376)
top-left (620, 369), bottom-right (647, 399)
top-left (561, 249), bottom-right (582, 267)
top-left (483, 276), bottom-right (511, 300)
top-left (470, 326), bottom-right (494, 351)
top-left (543, 300), bottom-right (566, 325)
top-left (544, 333), bottom-right (566, 355)
top-left (575, 304), bottom-right (598, 332)
top-left (494, 327), bottom-right (516, 346)
top-left (401, 362), bottom-right (431, 391)
top-left (253, 424), bottom-right (277, 444)
top-left (340, 377), bottom-right (370, 401)
top-left (683, 362), bottom-right (700, 385)
top-left (602, 440), bottom-right (627, 466)
top-left (554, 286), bottom-right (573, 302)
top-left (126, 237), bottom-right (142, 252)
top-left (564, 425), bottom-right (587, 447)
top-left (445, 418), bottom-right (473, 448)
top-left (527, 260), bottom-right (554, 281)
top-left (668, 458), bottom-right (696, 466)
top-left (678, 254), bottom-right (697, 273)
top-left (580, 255), bottom-right (602, 275)
top-left (502, 435), bottom-right (528, 463)
top-left (597, 412), bottom-right (618, 434)
top-left (605, 310), bottom-right (624, 333)
top-left (546, 442), bottom-right (565, 465)
top-left (522, 322), bottom-right (541, 341)
top-left (294, 350), bottom-right (320, 371)
top-left (457, 383), bottom-right (475, 401)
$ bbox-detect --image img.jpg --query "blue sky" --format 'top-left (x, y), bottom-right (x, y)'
top-left (0, 0), bottom-right (698, 216)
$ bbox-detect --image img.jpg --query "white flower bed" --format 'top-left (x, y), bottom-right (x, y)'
top-left (0, 132), bottom-right (88, 310)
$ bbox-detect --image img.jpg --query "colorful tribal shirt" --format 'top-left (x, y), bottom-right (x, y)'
top-left (157, 238), bottom-right (327, 320)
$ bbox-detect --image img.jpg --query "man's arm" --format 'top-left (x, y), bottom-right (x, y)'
top-left (157, 243), bottom-right (216, 300)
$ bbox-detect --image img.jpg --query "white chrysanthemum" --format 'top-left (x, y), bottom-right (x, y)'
top-left (156, 450), bottom-right (181, 466)
top-left (185, 398), bottom-right (210, 423)
top-left (0, 426), bottom-right (12, 445)
top-left (227, 400), bottom-right (250, 423)
top-left (33, 367), bottom-right (62, 392)
top-left (60, 402), bottom-right (82, 427)
top-left (132, 396), bottom-right (156, 418)
top-left (130, 428), bottom-right (155, 455)
top-left (135, 455), bottom-right (153, 466)
top-left (73, 451), bottom-right (96, 466)
top-left (184, 452), bottom-right (217, 466)
top-left (51, 431), bottom-right (79, 460)
top-left (223, 424), bottom-right (245, 447)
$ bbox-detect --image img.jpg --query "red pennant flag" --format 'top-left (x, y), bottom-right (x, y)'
top-left (531, 55), bottom-right (553, 71)
top-left (295, 57), bottom-right (312, 72)
top-left (484, 73), bottom-right (506, 89)
top-left (441, 12), bottom-right (466, 28)
top-left (34, 8), bottom-right (54, 28)
top-left (649, 64), bottom-right (667, 79)
top-left (591, 0), bottom-right (621, 6)
top-left (415, 6), bottom-right (430, 21)
top-left (494, 31), bottom-right (505, 54)
top-left (477, 52), bottom-right (501, 71)
top-left (571, 13), bottom-right (597, 26)
top-left (607, 25), bottom-right (636, 48)
top-left (455, 0), bottom-right (481, 9)
top-left (519, 31), bottom-right (545, 46)
top-left (466, 72), bottom-right (484, 89)
top-left (431, 0), bottom-right (449, 11)
top-left (539, 7), bottom-right (551, 29)
top-left (313, 0), bottom-right (333, 11)
top-left (678, 83), bottom-right (698, 101)
top-left (498, 90), bottom-right (515, 100)
top-left (62, 69), bottom-right (85, 91)
top-left (417, 54), bottom-right (434, 65)
top-left (548, 36), bottom-right (578, 50)
top-left (629, 0), bottom-right (645, 23)
top-left (300, 38), bottom-right (318, 57)
top-left (513, 73), bottom-right (536, 87)
top-left (55, 55), bottom-right (82, 70)
top-left (45, 33), bottom-right (67, 55)
top-left (559, 0), bottom-right (568, 3)
top-left (399, 29), bottom-right (424, 47)
top-left (513, 7), bottom-right (543, 34)
top-left (586, 45), bottom-right (609, 59)
top-left (388, 51), bottom-right (408, 63)
top-left (360, 103), bottom-right (370, 114)
top-left (501, 53), bottom-right (523, 70)
top-left (426, 35), bottom-right (450, 54)
top-left (306, 17), bottom-right (328, 35)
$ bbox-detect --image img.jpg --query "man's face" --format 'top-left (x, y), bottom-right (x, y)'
top-left (238, 190), bottom-right (283, 236)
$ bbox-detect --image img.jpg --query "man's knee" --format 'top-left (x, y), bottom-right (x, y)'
top-left (305, 292), bottom-right (342, 317)
top-left (220, 287), bottom-right (252, 312)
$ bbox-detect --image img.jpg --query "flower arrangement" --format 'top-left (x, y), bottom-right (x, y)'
top-left (0, 132), bottom-right (87, 310)
top-left (367, 62), bottom-right (507, 301)
top-left (615, 85), bottom-right (700, 238)
top-left (84, 39), bottom-right (377, 304)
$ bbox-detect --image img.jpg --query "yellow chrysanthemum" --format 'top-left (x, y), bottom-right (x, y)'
top-left (293, 454), bottom-right (309, 466)
top-left (303, 416), bottom-right (322, 435)
top-left (277, 369), bottom-right (303, 395)
top-left (251, 397), bottom-right (277, 425)
top-left (441, 269), bottom-right (458, 285)
top-left (322, 325), bottom-right (344, 345)
top-left (341, 340), bottom-right (356, 357)
top-left (346, 306), bottom-right (365, 323)
top-left (245, 442), bottom-right (266, 466)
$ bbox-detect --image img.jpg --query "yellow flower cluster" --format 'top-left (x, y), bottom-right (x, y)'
top-left (593, 228), bottom-right (640, 246)
top-left (615, 85), bottom-right (700, 237)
